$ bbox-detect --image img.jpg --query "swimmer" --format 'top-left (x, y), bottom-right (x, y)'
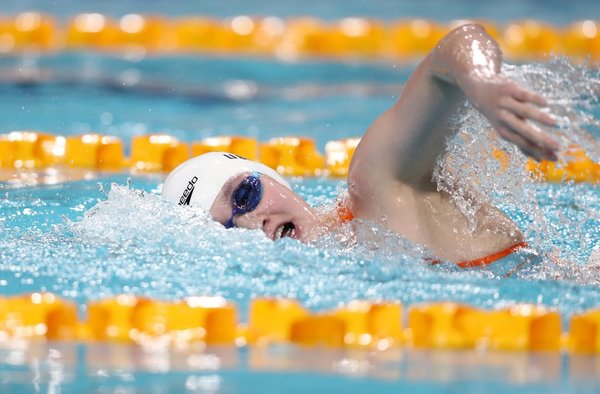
top-left (162, 24), bottom-right (560, 265)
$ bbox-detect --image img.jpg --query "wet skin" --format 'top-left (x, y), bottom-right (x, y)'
top-left (209, 172), bottom-right (328, 243)
top-left (210, 23), bottom-right (560, 262)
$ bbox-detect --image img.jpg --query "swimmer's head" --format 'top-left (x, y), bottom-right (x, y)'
top-left (162, 152), bottom-right (325, 241)
top-left (162, 152), bottom-right (291, 211)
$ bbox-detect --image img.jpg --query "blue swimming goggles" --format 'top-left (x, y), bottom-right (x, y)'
top-left (224, 171), bottom-right (263, 229)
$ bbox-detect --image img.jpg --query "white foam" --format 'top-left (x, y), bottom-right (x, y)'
top-left (434, 58), bottom-right (600, 281)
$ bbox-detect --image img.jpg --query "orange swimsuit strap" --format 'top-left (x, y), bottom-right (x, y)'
top-left (425, 242), bottom-right (529, 268)
top-left (455, 242), bottom-right (529, 269)
top-left (336, 200), bottom-right (527, 269)
top-left (336, 201), bottom-right (527, 268)
top-left (336, 203), bottom-right (355, 223)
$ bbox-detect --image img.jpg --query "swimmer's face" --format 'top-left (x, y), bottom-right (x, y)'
top-left (209, 172), bottom-right (323, 242)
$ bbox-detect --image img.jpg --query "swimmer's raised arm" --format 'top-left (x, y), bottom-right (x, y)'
top-left (431, 25), bottom-right (559, 163)
top-left (348, 24), bottom-right (559, 199)
top-left (346, 24), bottom-right (556, 255)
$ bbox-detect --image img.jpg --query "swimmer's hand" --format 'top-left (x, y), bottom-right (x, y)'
top-left (463, 76), bottom-right (560, 161)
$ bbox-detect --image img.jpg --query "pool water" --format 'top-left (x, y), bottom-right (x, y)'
top-left (1, 171), bottom-right (599, 312)
top-left (2, 342), bottom-right (600, 394)
top-left (4, 0), bottom-right (600, 24)
top-left (1, 1), bottom-right (600, 392)
top-left (0, 55), bottom-right (599, 393)
top-left (1, 53), bottom-right (598, 313)
top-left (0, 54), bottom-right (406, 149)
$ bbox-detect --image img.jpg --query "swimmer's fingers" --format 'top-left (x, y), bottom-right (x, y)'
top-left (510, 85), bottom-right (547, 107)
top-left (496, 112), bottom-right (559, 161)
top-left (496, 126), bottom-right (547, 161)
top-left (470, 78), bottom-right (559, 160)
top-left (501, 97), bottom-right (556, 127)
top-left (502, 110), bottom-right (560, 153)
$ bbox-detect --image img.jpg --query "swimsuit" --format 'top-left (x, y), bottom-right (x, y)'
top-left (335, 201), bottom-right (535, 277)
top-left (336, 202), bottom-right (355, 223)
top-left (432, 241), bottom-right (536, 278)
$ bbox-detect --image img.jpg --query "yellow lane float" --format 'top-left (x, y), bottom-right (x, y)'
top-left (0, 293), bottom-right (78, 340)
top-left (86, 295), bottom-right (237, 345)
top-left (65, 134), bottom-right (124, 170)
top-left (245, 298), bottom-right (309, 344)
top-left (407, 303), bottom-right (561, 351)
top-left (0, 132), bottom-right (597, 182)
top-left (0, 131), bottom-right (62, 169)
top-left (1, 13), bottom-right (599, 61)
top-left (130, 134), bottom-right (188, 172)
top-left (0, 294), bottom-right (599, 354)
top-left (562, 20), bottom-right (600, 61)
top-left (500, 20), bottom-right (561, 61)
top-left (192, 135), bottom-right (259, 161)
top-left (260, 137), bottom-right (325, 176)
top-left (526, 147), bottom-right (600, 183)
top-left (116, 14), bottom-right (176, 53)
top-left (66, 13), bottom-right (119, 49)
top-left (325, 137), bottom-right (361, 178)
top-left (387, 19), bottom-right (446, 58)
top-left (9, 12), bottom-right (57, 52)
top-left (568, 309), bottom-right (600, 353)
top-left (332, 300), bottom-right (403, 349)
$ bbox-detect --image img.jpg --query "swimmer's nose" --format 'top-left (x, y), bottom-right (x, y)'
top-left (232, 210), bottom-right (269, 232)
top-left (250, 211), bottom-right (275, 239)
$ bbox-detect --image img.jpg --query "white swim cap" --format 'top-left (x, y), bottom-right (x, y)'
top-left (161, 152), bottom-right (291, 211)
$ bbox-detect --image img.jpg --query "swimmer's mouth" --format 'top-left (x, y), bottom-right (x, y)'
top-left (274, 222), bottom-right (296, 240)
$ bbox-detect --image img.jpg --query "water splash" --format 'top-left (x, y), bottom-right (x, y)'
top-left (435, 58), bottom-right (600, 282)
top-left (62, 183), bottom-right (435, 306)
top-left (0, 178), bottom-right (598, 317)
top-left (506, 58), bottom-right (600, 159)
top-left (0, 58), bottom-right (598, 316)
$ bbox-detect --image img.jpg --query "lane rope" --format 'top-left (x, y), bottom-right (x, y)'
top-left (0, 13), bottom-right (598, 62)
top-left (1, 132), bottom-right (597, 183)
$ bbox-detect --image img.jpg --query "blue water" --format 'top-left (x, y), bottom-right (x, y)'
top-left (0, 55), bottom-right (598, 314)
top-left (0, 54), bottom-right (405, 150)
top-left (1, 343), bottom-right (600, 394)
top-left (4, 0), bottom-right (600, 25)
top-left (1, 1), bottom-right (600, 392)
top-left (1, 174), bottom-right (599, 314)
top-left (1, 59), bottom-right (599, 394)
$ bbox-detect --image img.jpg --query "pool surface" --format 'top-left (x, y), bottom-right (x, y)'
top-left (5, 0), bottom-right (600, 24)
top-left (1, 0), bottom-right (599, 392)
top-left (2, 342), bottom-right (600, 393)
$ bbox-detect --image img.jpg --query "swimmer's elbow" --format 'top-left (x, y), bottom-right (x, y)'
top-left (449, 23), bottom-right (487, 36)
top-left (437, 23), bottom-right (491, 48)
top-left (429, 23), bottom-right (502, 85)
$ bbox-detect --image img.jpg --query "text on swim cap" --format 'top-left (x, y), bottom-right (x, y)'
top-left (179, 176), bottom-right (198, 206)
top-left (223, 153), bottom-right (248, 160)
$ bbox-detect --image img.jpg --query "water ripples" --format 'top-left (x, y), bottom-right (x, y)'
top-left (0, 59), bottom-right (598, 317)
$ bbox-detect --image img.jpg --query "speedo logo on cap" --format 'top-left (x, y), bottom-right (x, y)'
top-left (223, 153), bottom-right (247, 160)
top-left (179, 176), bottom-right (198, 205)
